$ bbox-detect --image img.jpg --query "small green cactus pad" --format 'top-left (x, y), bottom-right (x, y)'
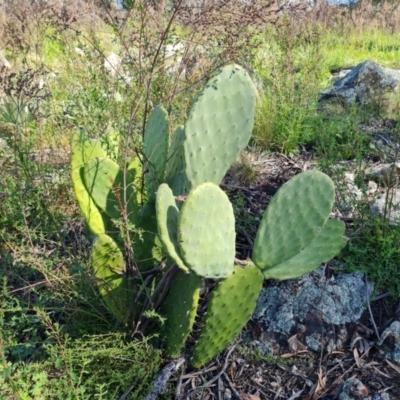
top-left (165, 126), bottom-right (187, 196)
top-left (143, 105), bottom-right (169, 201)
top-left (191, 263), bottom-right (263, 368)
top-left (263, 219), bottom-right (347, 280)
top-left (83, 157), bottom-right (140, 223)
top-left (156, 183), bottom-right (188, 271)
top-left (134, 201), bottom-right (163, 271)
top-left (163, 270), bottom-right (202, 358)
top-left (252, 170), bottom-right (335, 271)
top-left (71, 128), bottom-right (106, 235)
top-left (178, 182), bottom-right (235, 279)
top-left (184, 64), bottom-right (256, 191)
top-left (92, 234), bottom-right (131, 323)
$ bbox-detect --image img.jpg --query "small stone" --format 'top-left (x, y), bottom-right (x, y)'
top-left (378, 321), bottom-right (400, 363)
top-left (339, 378), bottom-right (369, 399)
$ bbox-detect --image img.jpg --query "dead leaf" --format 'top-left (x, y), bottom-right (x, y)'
top-left (288, 333), bottom-right (307, 352)
top-left (372, 365), bottom-right (391, 379)
top-left (385, 359), bottom-right (400, 375)
top-left (240, 390), bottom-right (261, 400)
top-left (353, 347), bottom-right (362, 368)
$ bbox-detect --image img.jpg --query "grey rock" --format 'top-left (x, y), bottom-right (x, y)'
top-left (372, 394), bottom-right (391, 400)
top-left (320, 60), bottom-right (400, 105)
top-left (253, 267), bottom-right (372, 353)
top-left (336, 172), bottom-right (364, 219)
top-left (378, 321), bottom-right (400, 363)
top-left (332, 69), bottom-right (352, 83)
top-left (247, 340), bottom-right (273, 356)
top-left (371, 188), bottom-right (400, 226)
top-left (365, 162), bottom-right (400, 186)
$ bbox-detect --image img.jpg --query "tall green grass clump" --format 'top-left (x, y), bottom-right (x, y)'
top-left (253, 19), bottom-right (330, 153)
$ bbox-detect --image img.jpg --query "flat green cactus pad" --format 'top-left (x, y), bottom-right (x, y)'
top-left (92, 234), bottom-right (131, 324)
top-left (178, 182), bottom-right (235, 279)
top-left (252, 170), bottom-right (335, 271)
top-left (143, 105), bottom-right (169, 201)
top-left (156, 183), bottom-right (188, 271)
top-left (184, 64), bottom-right (256, 190)
top-left (71, 128), bottom-right (106, 235)
top-left (191, 263), bottom-right (263, 368)
top-left (162, 270), bottom-right (202, 358)
top-left (165, 126), bottom-right (187, 196)
top-left (263, 219), bottom-right (347, 280)
top-left (134, 201), bottom-right (163, 272)
top-left (83, 157), bottom-right (140, 224)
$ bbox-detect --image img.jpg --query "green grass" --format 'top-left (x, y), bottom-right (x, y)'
top-left (323, 28), bottom-right (400, 70)
top-left (339, 218), bottom-right (400, 297)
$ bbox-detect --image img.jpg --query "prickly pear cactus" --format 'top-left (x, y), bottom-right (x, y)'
top-left (83, 156), bottom-right (142, 224)
top-left (92, 234), bottom-right (132, 324)
top-left (143, 105), bottom-right (169, 201)
top-left (165, 126), bottom-right (186, 197)
top-left (252, 170), bottom-right (335, 271)
top-left (134, 201), bottom-right (164, 272)
top-left (163, 270), bottom-right (202, 358)
top-left (156, 183), bottom-right (188, 272)
top-left (184, 64), bottom-right (256, 191)
top-left (178, 182), bottom-right (235, 279)
top-left (263, 218), bottom-right (346, 280)
top-left (191, 263), bottom-right (263, 368)
top-left (71, 128), bottom-right (106, 235)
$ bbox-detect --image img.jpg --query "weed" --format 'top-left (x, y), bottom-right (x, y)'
top-left (238, 344), bottom-right (312, 368)
top-left (313, 107), bottom-right (372, 161)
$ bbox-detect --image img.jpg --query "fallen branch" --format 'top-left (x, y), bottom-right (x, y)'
top-left (143, 357), bottom-right (186, 400)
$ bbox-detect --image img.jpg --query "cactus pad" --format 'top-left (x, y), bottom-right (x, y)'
top-left (92, 234), bottom-right (131, 323)
top-left (71, 128), bottom-right (106, 235)
top-left (184, 64), bottom-right (256, 190)
top-left (178, 182), bottom-right (235, 279)
top-left (143, 105), bottom-right (169, 201)
top-left (252, 170), bottom-right (335, 271)
top-left (134, 201), bottom-right (163, 271)
top-left (156, 183), bottom-right (188, 271)
top-left (165, 126), bottom-right (187, 196)
top-left (83, 157), bottom-right (139, 223)
top-left (163, 270), bottom-right (202, 358)
top-left (191, 263), bottom-right (263, 368)
top-left (263, 219), bottom-right (346, 280)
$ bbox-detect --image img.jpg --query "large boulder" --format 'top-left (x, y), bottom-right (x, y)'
top-left (320, 60), bottom-right (400, 106)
